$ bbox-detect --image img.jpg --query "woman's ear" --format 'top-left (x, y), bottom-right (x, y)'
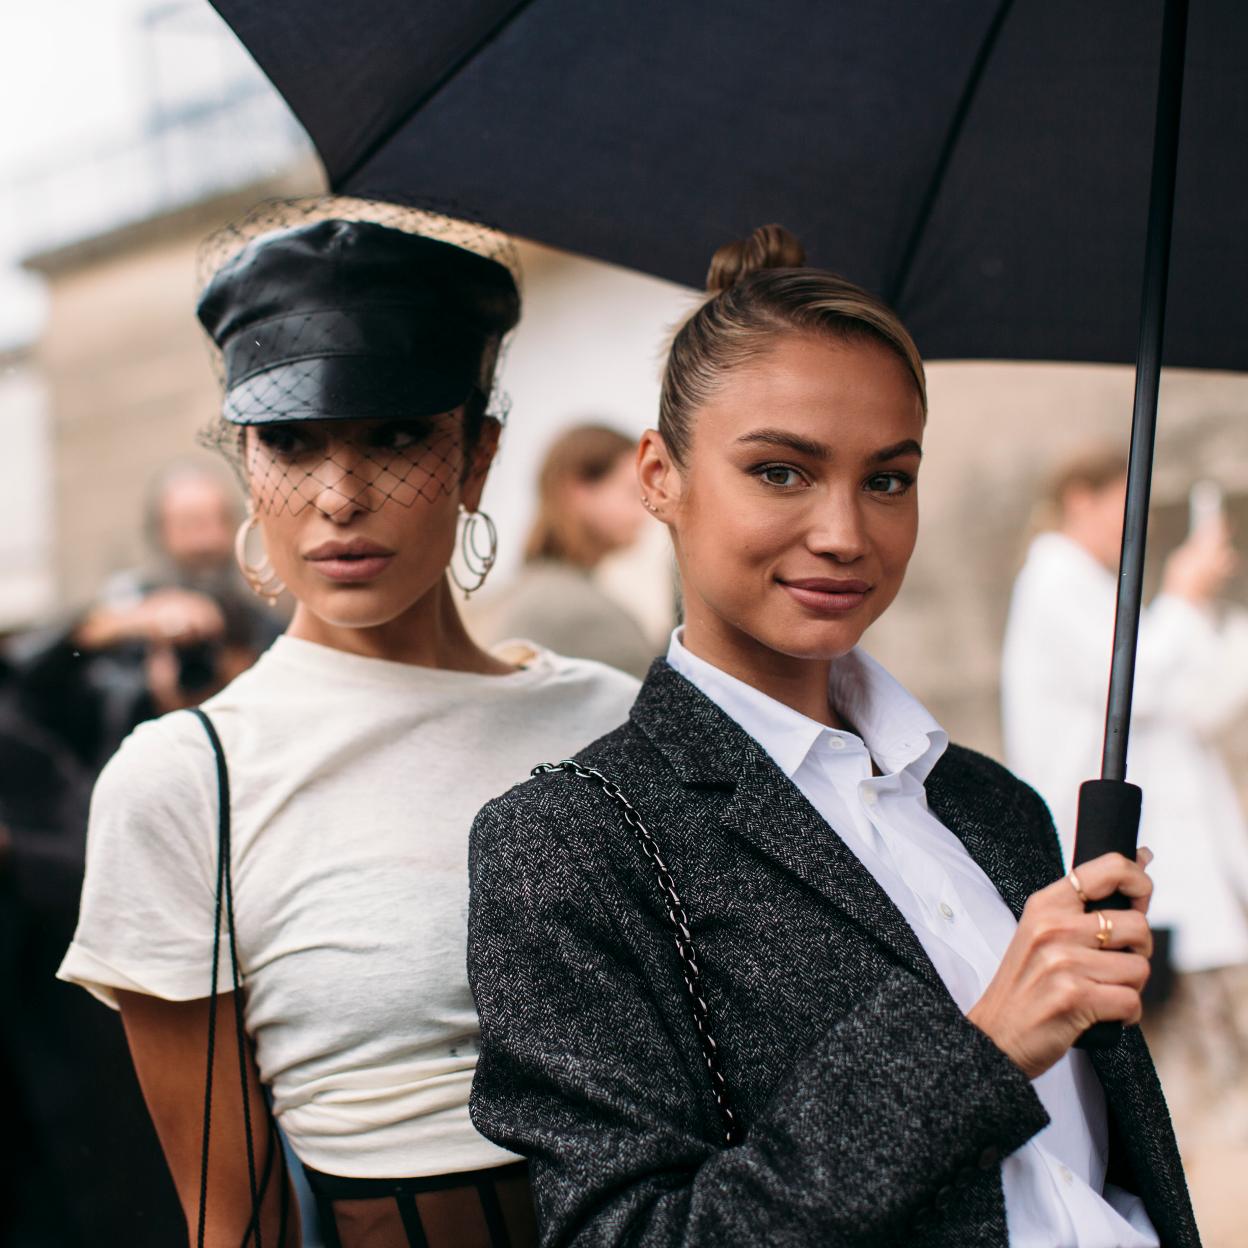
top-left (461, 415), bottom-right (501, 511)
top-left (637, 430), bottom-right (681, 521)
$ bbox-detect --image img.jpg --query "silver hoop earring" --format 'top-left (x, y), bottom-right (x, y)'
top-left (450, 506), bottom-right (498, 599)
top-left (234, 513), bottom-right (284, 606)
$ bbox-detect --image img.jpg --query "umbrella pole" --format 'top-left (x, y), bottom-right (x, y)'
top-left (1073, 0), bottom-right (1189, 1050)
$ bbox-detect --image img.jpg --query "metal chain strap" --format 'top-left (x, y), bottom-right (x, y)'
top-left (533, 760), bottom-right (740, 1146)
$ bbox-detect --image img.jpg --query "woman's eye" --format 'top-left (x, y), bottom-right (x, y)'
top-left (758, 464), bottom-right (806, 489)
top-left (256, 426), bottom-right (313, 458)
top-left (370, 422), bottom-right (432, 452)
top-left (865, 472), bottom-right (914, 496)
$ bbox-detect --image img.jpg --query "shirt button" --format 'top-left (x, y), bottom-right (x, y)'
top-left (1058, 1165), bottom-right (1074, 1185)
top-left (828, 736), bottom-right (846, 750)
top-left (939, 901), bottom-right (955, 920)
top-left (863, 790), bottom-right (879, 806)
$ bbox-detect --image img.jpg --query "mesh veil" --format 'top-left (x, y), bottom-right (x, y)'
top-left (196, 197), bottom-right (520, 519)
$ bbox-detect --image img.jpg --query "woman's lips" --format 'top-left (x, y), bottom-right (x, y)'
top-left (778, 577), bottom-right (872, 614)
top-left (304, 539), bottom-right (396, 583)
top-left (309, 555), bottom-right (395, 583)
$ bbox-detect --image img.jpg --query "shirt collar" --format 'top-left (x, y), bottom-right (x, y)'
top-left (666, 629), bottom-right (948, 783)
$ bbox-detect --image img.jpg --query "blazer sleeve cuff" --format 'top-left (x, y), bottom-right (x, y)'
top-left (751, 969), bottom-right (1049, 1226)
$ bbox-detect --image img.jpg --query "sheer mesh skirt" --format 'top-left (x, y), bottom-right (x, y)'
top-left (305, 1163), bottom-right (536, 1248)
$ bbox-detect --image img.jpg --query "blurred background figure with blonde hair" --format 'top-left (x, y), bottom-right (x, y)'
top-left (1002, 443), bottom-right (1248, 1144)
top-left (479, 423), bottom-right (660, 678)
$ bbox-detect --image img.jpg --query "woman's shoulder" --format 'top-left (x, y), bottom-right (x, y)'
top-left (523, 646), bottom-right (644, 710)
top-left (1014, 532), bottom-right (1111, 605)
top-left (87, 711), bottom-right (221, 855)
top-left (931, 743), bottom-right (1063, 865)
top-left (488, 560), bottom-right (593, 626)
top-left (474, 716), bottom-right (655, 838)
top-left (97, 707), bottom-right (215, 795)
top-left (935, 742), bottom-right (1051, 810)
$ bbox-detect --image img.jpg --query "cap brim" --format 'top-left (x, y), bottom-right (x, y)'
top-left (222, 354), bottom-right (477, 425)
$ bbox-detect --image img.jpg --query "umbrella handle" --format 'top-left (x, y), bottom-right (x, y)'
top-left (1071, 779), bottom-right (1142, 1050)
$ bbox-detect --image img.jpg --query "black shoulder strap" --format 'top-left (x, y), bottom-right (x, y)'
top-left (532, 759), bottom-right (739, 1146)
top-left (188, 708), bottom-right (287, 1247)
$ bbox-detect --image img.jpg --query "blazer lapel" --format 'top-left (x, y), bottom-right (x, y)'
top-left (926, 748), bottom-right (1061, 919)
top-left (722, 753), bottom-right (943, 987)
top-left (631, 661), bottom-right (942, 989)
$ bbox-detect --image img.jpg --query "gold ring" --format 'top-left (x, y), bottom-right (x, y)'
top-left (1095, 911), bottom-right (1113, 949)
top-left (1067, 870), bottom-right (1090, 905)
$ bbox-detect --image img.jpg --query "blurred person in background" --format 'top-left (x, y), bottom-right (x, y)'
top-left (1002, 446), bottom-right (1248, 1134)
top-left (106, 459), bottom-right (246, 595)
top-left (0, 689), bottom-right (187, 1248)
top-left (6, 459), bottom-right (282, 782)
top-left (0, 538), bottom-right (272, 1246)
top-left (79, 457), bottom-right (285, 686)
top-left (483, 423), bottom-right (657, 678)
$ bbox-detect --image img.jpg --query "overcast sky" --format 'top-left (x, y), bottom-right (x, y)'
top-left (0, 1), bottom-right (144, 344)
top-left (0, 0), bottom-right (249, 347)
top-left (0, 1), bottom-right (147, 174)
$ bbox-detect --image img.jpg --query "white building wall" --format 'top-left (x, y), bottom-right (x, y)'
top-left (0, 359), bottom-right (55, 628)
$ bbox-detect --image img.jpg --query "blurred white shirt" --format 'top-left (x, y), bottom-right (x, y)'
top-left (1002, 531), bottom-right (1248, 972)
top-left (668, 630), bottom-right (1157, 1248)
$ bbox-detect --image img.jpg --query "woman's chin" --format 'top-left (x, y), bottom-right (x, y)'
top-left (758, 615), bottom-right (870, 662)
top-left (303, 589), bottom-right (418, 632)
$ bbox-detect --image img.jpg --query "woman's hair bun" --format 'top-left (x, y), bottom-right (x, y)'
top-left (705, 223), bottom-right (806, 294)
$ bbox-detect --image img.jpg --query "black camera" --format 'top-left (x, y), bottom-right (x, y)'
top-left (174, 641), bottom-right (221, 694)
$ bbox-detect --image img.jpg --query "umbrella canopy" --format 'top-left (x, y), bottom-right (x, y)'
top-left (210, 0), bottom-right (1247, 369)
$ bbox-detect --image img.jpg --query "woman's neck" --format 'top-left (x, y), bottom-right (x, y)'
top-left (680, 605), bottom-right (849, 730)
top-left (287, 577), bottom-right (514, 674)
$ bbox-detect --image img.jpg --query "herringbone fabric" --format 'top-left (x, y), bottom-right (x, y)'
top-left (467, 660), bottom-right (1200, 1247)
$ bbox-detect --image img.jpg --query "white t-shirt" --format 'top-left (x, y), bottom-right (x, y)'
top-left (59, 635), bottom-right (638, 1179)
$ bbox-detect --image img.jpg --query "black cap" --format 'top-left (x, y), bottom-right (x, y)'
top-left (196, 219), bottom-right (521, 425)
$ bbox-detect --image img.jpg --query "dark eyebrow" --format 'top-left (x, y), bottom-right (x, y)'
top-left (734, 429), bottom-right (832, 459)
top-left (869, 438), bottom-right (923, 464)
top-left (734, 430), bottom-right (923, 464)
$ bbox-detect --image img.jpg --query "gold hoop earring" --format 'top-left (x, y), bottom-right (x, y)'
top-left (234, 514), bottom-right (284, 606)
top-left (449, 506), bottom-right (498, 599)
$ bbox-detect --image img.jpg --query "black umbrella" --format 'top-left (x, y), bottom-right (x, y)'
top-left (213, 0), bottom-right (1242, 1044)
top-left (210, 0), bottom-right (1245, 368)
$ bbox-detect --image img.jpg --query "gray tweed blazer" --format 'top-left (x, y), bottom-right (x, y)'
top-left (467, 660), bottom-right (1200, 1247)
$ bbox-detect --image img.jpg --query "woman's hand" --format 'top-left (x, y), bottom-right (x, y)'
top-left (76, 588), bottom-right (226, 650)
top-left (967, 850), bottom-right (1154, 1079)
top-left (1162, 517), bottom-right (1238, 604)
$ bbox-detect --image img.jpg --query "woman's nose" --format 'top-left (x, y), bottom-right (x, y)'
top-left (309, 442), bottom-right (379, 521)
top-left (806, 490), bottom-right (870, 563)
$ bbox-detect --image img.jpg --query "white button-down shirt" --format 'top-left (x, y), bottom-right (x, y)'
top-left (667, 631), bottom-right (1158, 1248)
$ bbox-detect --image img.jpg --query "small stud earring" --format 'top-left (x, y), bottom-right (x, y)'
top-left (640, 495), bottom-right (659, 514)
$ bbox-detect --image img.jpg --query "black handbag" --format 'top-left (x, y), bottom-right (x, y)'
top-left (190, 708), bottom-right (291, 1247)
top-left (532, 759), bottom-right (740, 1146)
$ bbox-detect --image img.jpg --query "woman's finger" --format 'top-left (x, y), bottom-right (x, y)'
top-left (1086, 982), bottom-right (1145, 1027)
top-left (1083, 909), bottom-right (1153, 959)
top-left (1077, 949), bottom-right (1152, 990)
top-left (1067, 852), bottom-right (1152, 904)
